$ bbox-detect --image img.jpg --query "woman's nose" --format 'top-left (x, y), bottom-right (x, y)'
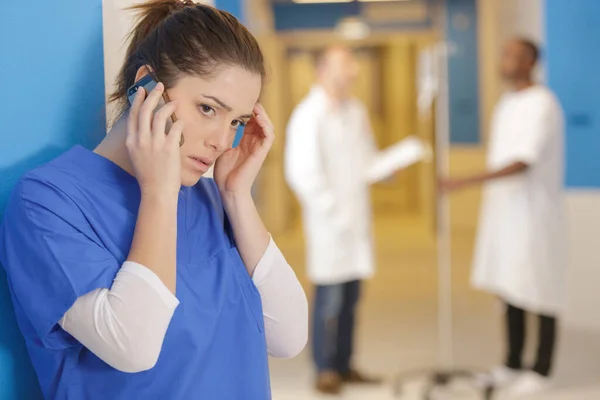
top-left (205, 125), bottom-right (231, 152)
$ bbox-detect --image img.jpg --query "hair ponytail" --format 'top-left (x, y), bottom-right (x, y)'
top-left (125, 0), bottom-right (185, 64)
top-left (109, 0), bottom-right (265, 118)
top-left (109, 0), bottom-right (188, 108)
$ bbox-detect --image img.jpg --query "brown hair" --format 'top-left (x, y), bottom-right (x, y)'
top-left (110, 0), bottom-right (265, 116)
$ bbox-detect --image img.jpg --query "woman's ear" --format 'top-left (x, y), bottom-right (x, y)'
top-left (134, 65), bottom-right (152, 83)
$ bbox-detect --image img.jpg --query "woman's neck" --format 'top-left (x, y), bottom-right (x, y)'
top-left (94, 114), bottom-right (135, 176)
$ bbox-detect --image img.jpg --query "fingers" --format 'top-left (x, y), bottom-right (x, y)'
top-left (253, 103), bottom-right (273, 129)
top-left (152, 101), bottom-right (178, 144)
top-left (127, 87), bottom-right (146, 143)
top-left (253, 103), bottom-right (275, 144)
top-left (166, 119), bottom-right (186, 149)
top-left (138, 82), bottom-right (166, 143)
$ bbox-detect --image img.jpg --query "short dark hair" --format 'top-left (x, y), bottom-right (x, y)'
top-left (110, 0), bottom-right (265, 117)
top-left (516, 38), bottom-right (540, 64)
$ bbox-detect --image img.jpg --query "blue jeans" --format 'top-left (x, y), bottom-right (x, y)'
top-left (312, 280), bottom-right (362, 374)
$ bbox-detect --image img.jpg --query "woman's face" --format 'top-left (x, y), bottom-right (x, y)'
top-left (166, 65), bottom-right (262, 186)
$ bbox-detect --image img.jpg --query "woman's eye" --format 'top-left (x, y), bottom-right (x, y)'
top-left (199, 105), bottom-right (216, 116)
top-left (231, 120), bottom-right (246, 129)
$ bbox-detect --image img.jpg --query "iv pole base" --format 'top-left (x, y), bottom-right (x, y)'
top-left (393, 367), bottom-right (496, 400)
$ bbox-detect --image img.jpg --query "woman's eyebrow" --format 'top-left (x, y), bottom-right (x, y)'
top-left (202, 94), bottom-right (253, 119)
top-left (202, 95), bottom-right (232, 111)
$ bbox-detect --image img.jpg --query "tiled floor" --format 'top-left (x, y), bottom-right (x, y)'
top-left (269, 214), bottom-right (600, 400)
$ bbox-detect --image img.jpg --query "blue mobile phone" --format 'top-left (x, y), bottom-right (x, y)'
top-left (126, 75), bottom-right (184, 146)
top-left (127, 74), bottom-right (158, 106)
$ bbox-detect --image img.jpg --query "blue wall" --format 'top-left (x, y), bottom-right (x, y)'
top-left (216, 0), bottom-right (244, 21)
top-left (545, 0), bottom-right (600, 188)
top-left (445, 0), bottom-right (480, 144)
top-left (273, 2), bottom-right (361, 31)
top-left (0, 2), bottom-right (106, 398)
top-left (271, 0), bottom-right (431, 32)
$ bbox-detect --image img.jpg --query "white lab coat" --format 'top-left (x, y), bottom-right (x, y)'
top-left (471, 85), bottom-right (567, 316)
top-left (285, 86), bottom-right (379, 285)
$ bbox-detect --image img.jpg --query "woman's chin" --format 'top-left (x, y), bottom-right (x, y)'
top-left (180, 170), bottom-right (204, 187)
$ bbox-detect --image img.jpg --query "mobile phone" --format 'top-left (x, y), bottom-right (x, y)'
top-left (127, 75), bottom-right (185, 147)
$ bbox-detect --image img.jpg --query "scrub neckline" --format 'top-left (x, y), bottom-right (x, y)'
top-left (65, 145), bottom-right (138, 185)
top-left (65, 146), bottom-right (189, 195)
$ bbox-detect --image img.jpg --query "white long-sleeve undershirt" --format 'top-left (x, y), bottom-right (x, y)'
top-left (59, 237), bottom-right (308, 373)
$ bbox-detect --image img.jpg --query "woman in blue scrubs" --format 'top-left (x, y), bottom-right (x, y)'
top-left (0, 1), bottom-right (308, 399)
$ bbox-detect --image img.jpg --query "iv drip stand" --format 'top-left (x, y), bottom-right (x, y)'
top-left (392, 42), bottom-right (495, 400)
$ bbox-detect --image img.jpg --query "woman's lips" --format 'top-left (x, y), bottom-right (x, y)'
top-left (188, 156), bottom-right (213, 173)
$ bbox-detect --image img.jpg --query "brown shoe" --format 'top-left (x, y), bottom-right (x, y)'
top-left (315, 370), bottom-right (342, 395)
top-left (341, 369), bottom-right (382, 384)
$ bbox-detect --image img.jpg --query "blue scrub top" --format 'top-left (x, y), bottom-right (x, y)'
top-left (0, 146), bottom-right (271, 399)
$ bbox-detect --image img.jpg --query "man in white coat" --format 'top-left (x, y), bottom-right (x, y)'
top-left (441, 38), bottom-right (565, 396)
top-left (285, 46), bottom-right (384, 394)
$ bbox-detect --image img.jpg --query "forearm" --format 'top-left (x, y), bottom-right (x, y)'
top-left (60, 262), bottom-right (178, 373)
top-left (252, 239), bottom-right (308, 358)
top-left (462, 162), bottom-right (529, 186)
top-left (286, 123), bottom-right (338, 214)
top-left (128, 193), bottom-right (178, 293)
top-left (286, 160), bottom-right (338, 214)
top-left (222, 192), bottom-right (270, 276)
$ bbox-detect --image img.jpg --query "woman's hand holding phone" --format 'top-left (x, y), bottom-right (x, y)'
top-left (126, 82), bottom-right (185, 197)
